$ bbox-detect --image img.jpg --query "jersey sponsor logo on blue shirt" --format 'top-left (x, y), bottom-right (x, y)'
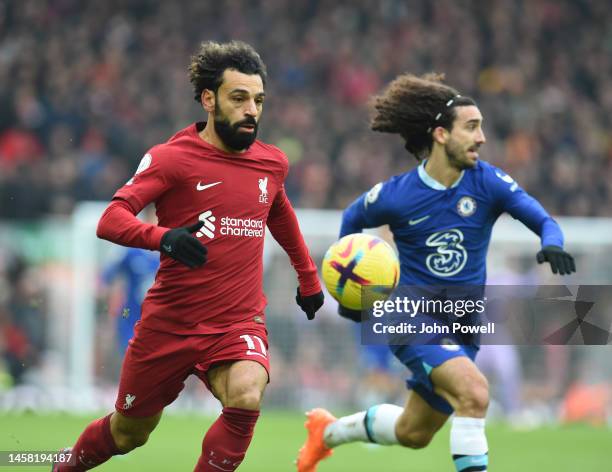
top-left (425, 229), bottom-right (468, 277)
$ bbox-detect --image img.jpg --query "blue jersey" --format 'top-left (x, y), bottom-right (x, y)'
top-left (103, 248), bottom-right (160, 352)
top-left (340, 160), bottom-right (563, 286)
top-left (103, 248), bottom-right (160, 309)
top-left (341, 159), bottom-right (565, 413)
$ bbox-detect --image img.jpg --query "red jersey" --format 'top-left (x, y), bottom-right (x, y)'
top-left (97, 122), bottom-right (320, 334)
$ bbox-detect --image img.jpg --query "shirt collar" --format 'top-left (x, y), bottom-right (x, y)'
top-left (417, 159), bottom-right (465, 190)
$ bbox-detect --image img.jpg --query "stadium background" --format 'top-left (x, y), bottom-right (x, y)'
top-left (0, 0), bottom-right (610, 470)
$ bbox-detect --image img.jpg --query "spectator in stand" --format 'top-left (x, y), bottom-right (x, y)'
top-left (0, 0), bottom-right (610, 218)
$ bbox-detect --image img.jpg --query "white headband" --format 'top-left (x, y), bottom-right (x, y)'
top-left (427, 95), bottom-right (462, 133)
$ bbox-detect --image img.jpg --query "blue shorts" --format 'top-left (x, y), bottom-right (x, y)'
top-left (353, 325), bottom-right (400, 373)
top-left (390, 343), bottom-right (479, 415)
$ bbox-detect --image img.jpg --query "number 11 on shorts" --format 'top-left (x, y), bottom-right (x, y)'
top-left (240, 334), bottom-right (267, 358)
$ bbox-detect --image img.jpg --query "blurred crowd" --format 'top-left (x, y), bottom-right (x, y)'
top-left (0, 250), bottom-right (46, 389)
top-left (1, 0), bottom-right (612, 415)
top-left (1, 0), bottom-right (611, 218)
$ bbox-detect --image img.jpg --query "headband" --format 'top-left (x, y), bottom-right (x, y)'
top-left (427, 94), bottom-right (462, 133)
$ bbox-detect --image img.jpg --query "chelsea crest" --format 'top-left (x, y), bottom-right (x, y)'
top-left (457, 196), bottom-right (477, 217)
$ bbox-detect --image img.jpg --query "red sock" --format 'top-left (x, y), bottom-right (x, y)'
top-left (56, 413), bottom-right (122, 471)
top-left (195, 407), bottom-right (260, 472)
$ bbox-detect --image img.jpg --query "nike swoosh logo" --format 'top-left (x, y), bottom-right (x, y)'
top-left (409, 215), bottom-right (430, 225)
top-left (196, 181), bottom-right (222, 191)
top-left (162, 244), bottom-right (172, 253)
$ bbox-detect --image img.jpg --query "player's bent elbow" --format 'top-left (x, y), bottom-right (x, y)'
top-left (96, 211), bottom-right (111, 240)
top-left (96, 199), bottom-right (135, 241)
top-left (96, 208), bottom-right (120, 242)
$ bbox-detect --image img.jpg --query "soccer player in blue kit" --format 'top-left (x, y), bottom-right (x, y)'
top-left (297, 73), bottom-right (575, 472)
top-left (102, 247), bottom-right (159, 353)
top-left (101, 206), bottom-right (159, 354)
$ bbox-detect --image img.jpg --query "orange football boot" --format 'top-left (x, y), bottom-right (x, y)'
top-left (296, 408), bottom-right (337, 472)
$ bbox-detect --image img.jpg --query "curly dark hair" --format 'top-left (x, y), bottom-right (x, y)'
top-left (188, 40), bottom-right (267, 102)
top-left (370, 73), bottom-right (477, 160)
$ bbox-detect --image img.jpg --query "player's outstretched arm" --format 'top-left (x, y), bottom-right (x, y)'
top-left (489, 166), bottom-right (576, 276)
top-left (510, 197), bottom-right (576, 275)
top-left (337, 184), bottom-right (396, 321)
top-left (509, 199), bottom-right (576, 275)
top-left (267, 189), bottom-right (324, 319)
top-left (339, 196), bottom-right (369, 237)
top-left (340, 181), bottom-right (394, 237)
top-left (536, 245), bottom-right (576, 275)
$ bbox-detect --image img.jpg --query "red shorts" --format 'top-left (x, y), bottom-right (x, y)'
top-left (115, 321), bottom-right (270, 417)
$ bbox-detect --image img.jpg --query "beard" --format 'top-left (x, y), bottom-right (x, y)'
top-left (213, 104), bottom-right (259, 151)
top-left (445, 138), bottom-right (477, 170)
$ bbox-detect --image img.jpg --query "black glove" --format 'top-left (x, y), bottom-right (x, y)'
top-left (160, 221), bottom-right (208, 268)
top-left (338, 305), bottom-right (362, 323)
top-left (536, 245), bottom-right (576, 275)
top-left (295, 288), bottom-right (324, 320)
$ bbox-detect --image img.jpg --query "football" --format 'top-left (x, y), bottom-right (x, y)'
top-left (321, 233), bottom-right (400, 310)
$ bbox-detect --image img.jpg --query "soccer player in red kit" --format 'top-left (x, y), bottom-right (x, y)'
top-left (53, 41), bottom-right (324, 472)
